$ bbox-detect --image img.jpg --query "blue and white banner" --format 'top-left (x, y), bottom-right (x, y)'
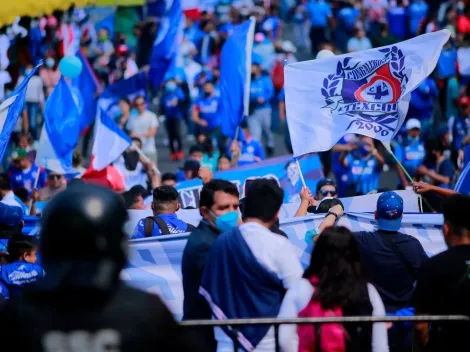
top-left (174, 153), bottom-right (324, 208)
top-left (122, 213), bottom-right (446, 318)
top-left (284, 30), bottom-right (450, 156)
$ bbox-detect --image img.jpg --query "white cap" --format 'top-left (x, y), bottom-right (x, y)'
top-left (281, 41), bottom-right (297, 53)
top-left (405, 118), bottom-right (421, 130)
top-left (316, 49), bottom-right (335, 60)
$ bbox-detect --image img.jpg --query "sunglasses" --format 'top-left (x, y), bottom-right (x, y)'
top-left (48, 174), bottom-right (62, 180)
top-left (320, 189), bottom-right (337, 197)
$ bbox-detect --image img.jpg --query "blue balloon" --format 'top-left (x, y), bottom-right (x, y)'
top-left (59, 56), bottom-right (83, 79)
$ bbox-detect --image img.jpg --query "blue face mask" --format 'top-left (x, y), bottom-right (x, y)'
top-left (407, 135), bottom-right (419, 143)
top-left (166, 82), bottom-right (177, 92)
top-left (214, 211), bottom-right (239, 232)
top-left (359, 145), bottom-right (370, 156)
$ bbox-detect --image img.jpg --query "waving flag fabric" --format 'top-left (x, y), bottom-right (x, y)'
top-left (284, 30), bottom-right (450, 157)
top-left (36, 77), bottom-right (81, 173)
top-left (0, 62), bottom-right (41, 161)
top-left (91, 109), bottom-right (131, 171)
top-left (149, 0), bottom-right (184, 89)
top-left (219, 18), bottom-right (256, 139)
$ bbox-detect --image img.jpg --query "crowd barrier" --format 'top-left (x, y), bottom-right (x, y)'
top-left (123, 212), bottom-right (446, 318)
top-left (180, 315), bottom-right (470, 352)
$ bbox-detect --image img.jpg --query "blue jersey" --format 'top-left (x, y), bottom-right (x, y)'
top-left (452, 116), bottom-right (470, 151)
top-left (305, 0), bottom-right (332, 27)
top-left (437, 47), bottom-right (457, 79)
top-left (132, 214), bottom-right (191, 239)
top-left (250, 75), bottom-right (274, 111)
top-left (407, 1), bottom-right (428, 35)
top-left (195, 95), bottom-right (221, 130)
top-left (387, 7), bottom-right (406, 39)
top-left (9, 164), bottom-right (46, 193)
top-left (395, 139), bottom-right (425, 177)
top-left (0, 261), bottom-right (44, 299)
top-left (161, 88), bottom-right (185, 119)
top-left (345, 154), bottom-right (381, 195)
top-left (337, 7), bottom-right (360, 32)
top-left (231, 139), bottom-right (265, 166)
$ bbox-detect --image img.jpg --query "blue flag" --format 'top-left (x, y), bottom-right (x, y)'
top-left (36, 77), bottom-right (81, 173)
top-left (0, 62), bottom-right (42, 161)
top-left (71, 51), bottom-right (99, 131)
top-left (219, 18), bottom-right (256, 139)
top-left (149, 0), bottom-right (183, 89)
top-left (98, 71), bottom-right (148, 117)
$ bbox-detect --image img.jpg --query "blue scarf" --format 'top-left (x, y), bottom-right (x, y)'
top-left (200, 227), bottom-right (284, 351)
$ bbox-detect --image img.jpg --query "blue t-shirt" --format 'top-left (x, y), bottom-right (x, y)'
top-left (395, 139), bottom-right (426, 177)
top-left (345, 154), bottom-right (381, 195)
top-left (9, 164), bottom-right (46, 193)
top-left (452, 116), bottom-right (470, 151)
top-left (278, 88), bottom-right (285, 101)
top-left (408, 78), bottom-right (438, 121)
top-left (132, 214), bottom-right (191, 239)
top-left (437, 47), bottom-right (457, 79)
top-left (407, 1), bottom-right (428, 35)
top-left (230, 139), bottom-right (265, 166)
top-left (160, 88), bottom-right (185, 119)
top-left (250, 75), bottom-right (274, 111)
top-left (387, 7), bottom-right (407, 39)
top-left (263, 16), bottom-right (281, 40)
top-left (306, 0), bottom-right (332, 28)
top-left (337, 6), bottom-right (360, 32)
top-left (195, 95), bottom-right (221, 130)
top-left (436, 159), bottom-right (455, 188)
top-left (0, 261), bottom-right (44, 299)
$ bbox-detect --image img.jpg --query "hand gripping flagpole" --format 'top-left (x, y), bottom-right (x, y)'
top-left (133, 144), bottom-right (161, 176)
top-left (283, 59), bottom-right (307, 188)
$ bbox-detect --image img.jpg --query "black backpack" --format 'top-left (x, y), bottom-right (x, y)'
top-left (143, 216), bottom-right (195, 237)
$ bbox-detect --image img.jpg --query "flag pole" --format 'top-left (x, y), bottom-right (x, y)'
top-left (381, 141), bottom-right (435, 212)
top-left (133, 144), bottom-right (161, 176)
top-left (29, 170), bottom-right (41, 215)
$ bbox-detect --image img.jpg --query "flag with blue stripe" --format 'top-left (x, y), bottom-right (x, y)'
top-left (91, 108), bottom-right (132, 171)
top-left (219, 18), bottom-right (256, 139)
top-left (71, 50), bottom-right (99, 131)
top-left (36, 77), bottom-right (81, 173)
top-left (98, 71), bottom-right (148, 117)
top-left (455, 157), bottom-right (470, 195)
top-left (149, 0), bottom-right (184, 89)
top-left (0, 62), bottom-right (42, 161)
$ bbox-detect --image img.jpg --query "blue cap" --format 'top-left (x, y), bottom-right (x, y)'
top-left (376, 191), bottom-right (403, 232)
top-left (251, 52), bottom-right (263, 66)
top-left (0, 203), bottom-right (23, 228)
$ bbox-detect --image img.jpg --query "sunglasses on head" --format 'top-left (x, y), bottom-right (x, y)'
top-left (48, 174), bottom-right (62, 180)
top-left (320, 189), bottom-right (337, 197)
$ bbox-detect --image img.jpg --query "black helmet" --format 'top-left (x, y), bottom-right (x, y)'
top-left (39, 183), bottom-right (128, 291)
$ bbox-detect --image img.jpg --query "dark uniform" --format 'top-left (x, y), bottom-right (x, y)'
top-left (0, 184), bottom-right (205, 352)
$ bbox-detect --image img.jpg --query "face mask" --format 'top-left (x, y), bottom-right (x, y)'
top-left (407, 135), bottom-right (419, 143)
top-left (123, 150), bottom-right (140, 171)
top-left (359, 145), bottom-right (370, 156)
top-left (166, 82), bottom-right (177, 91)
top-left (203, 91), bottom-right (211, 97)
top-left (213, 211), bottom-right (238, 232)
top-left (46, 58), bottom-right (55, 68)
top-left (24, 69), bottom-right (32, 75)
top-left (99, 34), bottom-right (108, 42)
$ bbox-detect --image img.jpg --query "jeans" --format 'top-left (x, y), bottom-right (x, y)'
top-left (26, 102), bottom-right (40, 140)
top-left (165, 118), bottom-right (183, 154)
top-left (248, 107), bottom-right (274, 149)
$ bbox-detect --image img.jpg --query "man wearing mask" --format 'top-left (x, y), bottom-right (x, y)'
top-left (395, 119), bottom-right (425, 188)
top-left (340, 136), bottom-right (385, 196)
top-left (192, 81), bottom-right (224, 153)
top-left (200, 179), bottom-right (303, 351)
top-left (249, 60), bottom-right (275, 157)
top-left (228, 121), bottom-right (265, 167)
top-left (182, 179), bottom-right (240, 351)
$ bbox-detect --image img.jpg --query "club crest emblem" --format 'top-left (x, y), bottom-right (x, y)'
top-left (321, 46), bottom-right (409, 137)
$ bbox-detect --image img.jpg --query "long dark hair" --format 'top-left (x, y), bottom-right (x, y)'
top-left (303, 226), bottom-right (370, 310)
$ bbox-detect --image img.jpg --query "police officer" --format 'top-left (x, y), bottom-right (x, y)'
top-left (0, 183), bottom-right (205, 352)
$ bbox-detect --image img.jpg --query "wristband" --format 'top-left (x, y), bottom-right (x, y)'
top-left (325, 211), bottom-right (338, 221)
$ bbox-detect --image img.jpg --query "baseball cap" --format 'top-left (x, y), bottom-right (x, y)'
top-left (376, 191), bottom-right (404, 232)
top-left (10, 148), bottom-right (27, 161)
top-left (183, 160), bottom-right (200, 172)
top-left (316, 178), bottom-right (337, 193)
top-left (459, 96), bottom-right (470, 107)
top-left (405, 118), bottom-right (421, 131)
top-left (0, 203), bottom-right (23, 228)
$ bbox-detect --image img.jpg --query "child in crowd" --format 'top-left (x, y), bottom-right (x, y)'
top-left (0, 235), bottom-right (44, 299)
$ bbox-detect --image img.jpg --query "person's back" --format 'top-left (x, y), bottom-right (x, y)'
top-left (0, 184), bottom-right (204, 351)
top-left (353, 192), bottom-right (428, 312)
top-left (413, 195), bottom-right (470, 352)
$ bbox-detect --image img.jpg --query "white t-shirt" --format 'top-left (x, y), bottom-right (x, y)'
top-left (214, 222), bottom-right (303, 352)
top-left (127, 111), bottom-right (159, 154)
top-left (278, 279), bottom-right (389, 352)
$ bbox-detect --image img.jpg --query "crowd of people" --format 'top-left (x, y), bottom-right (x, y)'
top-left (0, 0), bottom-right (469, 351)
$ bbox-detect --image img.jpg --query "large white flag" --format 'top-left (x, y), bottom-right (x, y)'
top-left (284, 30), bottom-right (450, 157)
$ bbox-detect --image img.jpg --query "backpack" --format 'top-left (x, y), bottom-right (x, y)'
top-left (297, 277), bottom-right (348, 352)
top-left (143, 216), bottom-right (195, 237)
top-left (271, 60), bottom-right (284, 91)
